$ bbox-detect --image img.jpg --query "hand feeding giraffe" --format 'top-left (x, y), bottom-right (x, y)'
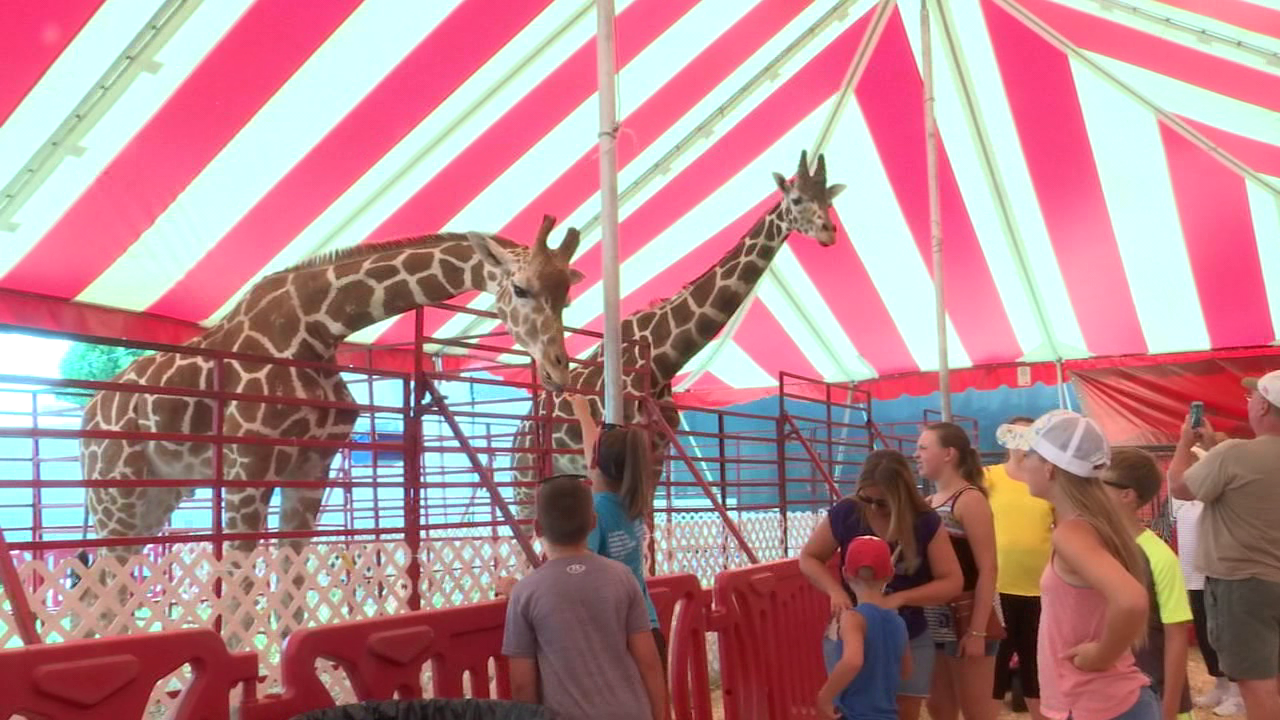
top-left (512, 150), bottom-right (845, 518)
top-left (79, 216), bottom-right (583, 645)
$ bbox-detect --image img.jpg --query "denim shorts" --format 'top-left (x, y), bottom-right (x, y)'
top-left (936, 638), bottom-right (1001, 658)
top-left (821, 624), bottom-right (935, 698)
top-left (901, 630), bottom-right (936, 697)
top-left (1066, 686), bottom-right (1159, 720)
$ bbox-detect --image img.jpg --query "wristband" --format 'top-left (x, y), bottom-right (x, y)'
top-left (968, 630), bottom-right (987, 638)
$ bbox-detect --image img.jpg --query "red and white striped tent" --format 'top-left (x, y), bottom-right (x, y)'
top-left (2, 0), bottom-right (1278, 403)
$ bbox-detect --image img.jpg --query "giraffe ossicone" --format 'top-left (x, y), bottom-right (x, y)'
top-left (77, 214), bottom-right (584, 644)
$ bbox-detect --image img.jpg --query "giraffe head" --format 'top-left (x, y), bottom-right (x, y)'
top-left (467, 215), bottom-right (584, 391)
top-left (772, 150), bottom-right (846, 246)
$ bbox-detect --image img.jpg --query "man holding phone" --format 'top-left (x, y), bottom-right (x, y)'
top-left (1169, 371), bottom-right (1280, 719)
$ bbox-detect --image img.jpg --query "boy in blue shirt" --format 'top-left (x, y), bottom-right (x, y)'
top-left (819, 535), bottom-right (911, 720)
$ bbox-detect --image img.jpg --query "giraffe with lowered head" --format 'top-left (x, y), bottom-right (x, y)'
top-left (513, 150), bottom-right (845, 513)
top-left (79, 216), bottom-right (583, 643)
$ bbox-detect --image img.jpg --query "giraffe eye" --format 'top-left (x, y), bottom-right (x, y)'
top-left (512, 284), bottom-right (530, 299)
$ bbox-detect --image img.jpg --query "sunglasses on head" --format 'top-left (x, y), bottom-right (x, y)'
top-left (590, 422), bottom-right (626, 469)
top-left (855, 493), bottom-right (889, 510)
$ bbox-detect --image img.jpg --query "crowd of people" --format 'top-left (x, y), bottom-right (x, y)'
top-left (492, 370), bottom-right (1280, 720)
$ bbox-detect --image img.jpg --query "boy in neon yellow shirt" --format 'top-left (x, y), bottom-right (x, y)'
top-left (1102, 448), bottom-right (1192, 720)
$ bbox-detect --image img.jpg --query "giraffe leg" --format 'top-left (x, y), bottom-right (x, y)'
top-left (276, 480), bottom-right (324, 636)
top-left (79, 433), bottom-right (174, 637)
top-left (219, 483), bottom-right (271, 651)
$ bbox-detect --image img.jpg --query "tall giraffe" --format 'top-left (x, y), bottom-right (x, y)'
top-left (79, 216), bottom-right (583, 641)
top-left (513, 151), bottom-right (845, 509)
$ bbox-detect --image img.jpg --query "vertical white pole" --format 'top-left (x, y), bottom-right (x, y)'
top-left (922, 0), bottom-right (950, 422)
top-left (597, 0), bottom-right (623, 423)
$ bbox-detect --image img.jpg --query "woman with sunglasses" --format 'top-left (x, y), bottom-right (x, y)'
top-left (568, 393), bottom-right (665, 662)
top-left (801, 449), bottom-right (964, 720)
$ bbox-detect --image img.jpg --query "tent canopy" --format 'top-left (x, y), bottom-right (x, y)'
top-left (3, 0), bottom-right (1279, 398)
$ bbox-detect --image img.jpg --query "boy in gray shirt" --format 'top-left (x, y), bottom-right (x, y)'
top-left (502, 475), bottom-right (666, 720)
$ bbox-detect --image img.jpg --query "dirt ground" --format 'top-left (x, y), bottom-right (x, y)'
top-left (707, 648), bottom-right (1244, 719)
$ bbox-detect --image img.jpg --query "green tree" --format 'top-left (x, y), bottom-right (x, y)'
top-left (57, 342), bottom-right (149, 406)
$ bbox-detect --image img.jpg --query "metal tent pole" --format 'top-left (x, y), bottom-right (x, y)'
top-left (597, 0), bottom-right (623, 423)
top-left (922, 0), bottom-right (950, 422)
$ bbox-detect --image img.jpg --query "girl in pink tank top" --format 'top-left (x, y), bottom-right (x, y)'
top-left (996, 411), bottom-right (1158, 720)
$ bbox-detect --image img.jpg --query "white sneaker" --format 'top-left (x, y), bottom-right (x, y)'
top-left (1213, 692), bottom-right (1245, 716)
top-left (1198, 677), bottom-right (1232, 708)
top-left (1197, 685), bottom-right (1227, 708)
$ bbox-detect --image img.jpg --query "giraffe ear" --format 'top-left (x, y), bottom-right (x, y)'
top-left (773, 172), bottom-right (790, 193)
top-left (466, 232), bottom-right (519, 274)
top-left (568, 268), bottom-right (586, 286)
top-left (827, 183), bottom-right (847, 201)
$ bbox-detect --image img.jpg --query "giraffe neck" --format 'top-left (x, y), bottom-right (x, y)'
top-left (634, 201), bottom-right (791, 385)
top-left (210, 234), bottom-right (503, 361)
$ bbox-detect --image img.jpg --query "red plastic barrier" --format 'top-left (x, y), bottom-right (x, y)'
top-left (0, 628), bottom-right (258, 720)
top-left (240, 599), bottom-right (510, 720)
top-left (647, 573), bottom-right (714, 720)
top-left (243, 572), bottom-right (713, 720)
top-left (711, 558), bottom-right (829, 720)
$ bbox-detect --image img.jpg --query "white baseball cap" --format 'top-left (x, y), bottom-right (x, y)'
top-left (1243, 369), bottom-right (1280, 407)
top-left (996, 409), bottom-right (1110, 478)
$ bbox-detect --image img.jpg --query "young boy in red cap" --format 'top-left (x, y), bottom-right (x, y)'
top-left (818, 535), bottom-right (912, 720)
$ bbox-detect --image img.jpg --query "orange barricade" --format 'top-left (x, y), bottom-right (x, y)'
top-left (712, 558), bottom-right (829, 720)
top-left (242, 572), bottom-right (713, 720)
top-left (0, 627), bottom-right (258, 720)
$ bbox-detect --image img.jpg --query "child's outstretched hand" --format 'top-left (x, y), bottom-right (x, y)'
top-left (565, 393), bottom-right (592, 420)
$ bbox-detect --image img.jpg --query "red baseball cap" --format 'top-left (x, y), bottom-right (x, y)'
top-left (843, 535), bottom-right (893, 581)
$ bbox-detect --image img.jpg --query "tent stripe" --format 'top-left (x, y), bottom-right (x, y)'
top-left (1152, 0), bottom-right (1280, 40)
top-left (561, 195), bottom-right (776, 361)
top-left (419, 1), bottom-right (850, 350)
top-left (360, 0), bottom-right (698, 346)
top-left (455, 15), bottom-right (873, 357)
top-left (730, 300), bottom-right (823, 381)
top-left (1, 0), bottom-right (361, 300)
top-left (987, 0), bottom-right (1147, 357)
top-left (790, 208), bottom-right (918, 376)
top-left (1162, 123), bottom-right (1274, 349)
top-left (146, 0), bottom-right (550, 323)
top-left (1247, 179), bottom-right (1280, 345)
top-left (1073, 64), bottom-right (1210, 355)
top-left (856, 11), bottom-right (1019, 367)
top-left (80, 0), bottom-right (468, 313)
top-left (492, 0), bottom-right (808, 246)
top-left (1177, 116), bottom-right (1280, 178)
top-left (382, 0), bottom-right (809, 345)
top-left (354, 0), bottom-right (697, 248)
top-left (0, 0), bottom-right (103, 127)
top-left (1017, 0), bottom-right (1280, 115)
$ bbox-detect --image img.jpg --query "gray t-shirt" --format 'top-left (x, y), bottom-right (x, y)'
top-left (501, 553), bottom-right (653, 720)
top-left (1185, 435), bottom-right (1280, 582)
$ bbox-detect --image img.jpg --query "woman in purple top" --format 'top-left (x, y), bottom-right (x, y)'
top-left (801, 449), bottom-right (964, 720)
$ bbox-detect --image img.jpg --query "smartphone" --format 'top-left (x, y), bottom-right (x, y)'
top-left (1190, 401), bottom-right (1205, 429)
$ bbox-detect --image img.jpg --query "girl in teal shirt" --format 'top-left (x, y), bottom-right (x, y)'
top-left (568, 394), bottom-right (663, 659)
